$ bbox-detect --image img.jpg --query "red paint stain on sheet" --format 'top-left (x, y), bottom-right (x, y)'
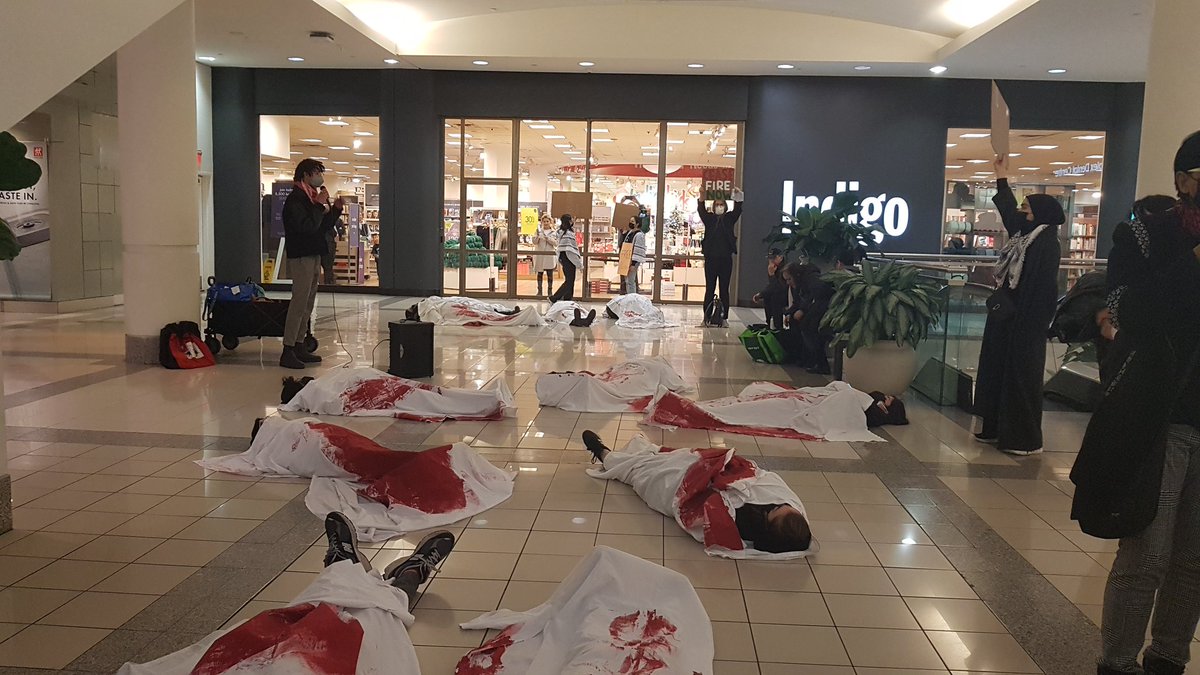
top-left (675, 448), bottom-right (758, 552)
top-left (190, 602), bottom-right (362, 675)
top-left (341, 377), bottom-right (416, 414)
top-left (609, 610), bottom-right (679, 674)
top-left (645, 390), bottom-right (819, 441)
top-left (455, 624), bottom-right (518, 675)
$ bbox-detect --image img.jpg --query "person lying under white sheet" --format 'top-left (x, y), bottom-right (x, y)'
top-left (581, 431), bottom-right (818, 560)
top-left (604, 293), bottom-right (677, 329)
top-left (534, 356), bottom-right (691, 413)
top-left (200, 417), bottom-right (515, 542)
top-left (118, 512), bottom-right (454, 674)
top-left (409, 295), bottom-right (544, 326)
top-left (644, 381), bottom-right (906, 442)
top-left (457, 546), bottom-right (713, 675)
top-left (542, 300), bottom-right (597, 327)
top-left (280, 367), bottom-right (514, 421)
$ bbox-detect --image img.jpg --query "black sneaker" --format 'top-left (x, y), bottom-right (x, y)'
top-left (323, 512), bottom-right (368, 570)
top-left (279, 346), bottom-right (305, 370)
top-left (405, 304), bottom-right (419, 321)
top-left (585, 309), bottom-right (596, 325)
top-left (251, 418), bottom-right (264, 441)
top-left (581, 430), bottom-right (609, 464)
top-left (974, 432), bottom-right (998, 444)
top-left (384, 530), bottom-right (456, 607)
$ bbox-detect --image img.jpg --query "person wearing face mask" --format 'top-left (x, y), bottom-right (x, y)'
top-left (697, 188), bottom-right (744, 327)
top-left (280, 158), bottom-right (343, 369)
top-left (973, 155), bottom-right (1063, 455)
top-left (548, 214), bottom-right (582, 302)
top-left (533, 214), bottom-right (559, 296)
top-left (624, 216), bottom-right (647, 294)
top-left (1073, 132), bottom-right (1200, 675)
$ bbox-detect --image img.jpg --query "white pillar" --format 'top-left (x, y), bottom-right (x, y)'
top-left (117, 1), bottom-right (201, 363)
top-left (1135, 0), bottom-right (1200, 196)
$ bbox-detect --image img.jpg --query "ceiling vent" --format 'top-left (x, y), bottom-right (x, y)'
top-left (309, 31), bottom-right (335, 43)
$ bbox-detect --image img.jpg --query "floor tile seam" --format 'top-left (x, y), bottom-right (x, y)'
top-left (3, 363), bottom-right (148, 410)
top-left (7, 427), bottom-right (245, 451)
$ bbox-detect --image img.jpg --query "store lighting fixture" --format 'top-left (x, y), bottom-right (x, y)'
top-left (299, 138), bottom-right (322, 143)
top-left (946, 143), bottom-right (957, 148)
top-left (1073, 135), bottom-right (1104, 141)
top-left (336, 171), bottom-right (349, 175)
top-left (777, 64), bottom-right (795, 70)
top-left (384, 58), bottom-right (399, 65)
top-left (320, 118), bottom-right (349, 126)
top-left (272, 159), bottom-right (288, 163)
top-left (592, 138), bottom-right (613, 143)
top-left (352, 139), bottom-right (363, 149)
top-left (945, 164), bottom-right (963, 169)
top-left (554, 144), bottom-right (572, 148)
top-left (1008, 153), bottom-right (1021, 157)
top-left (329, 145), bottom-right (350, 150)
top-left (354, 165), bottom-right (370, 169)
top-left (722, 154), bottom-right (736, 158)
top-left (668, 122), bottom-right (690, 127)
top-left (447, 141), bottom-right (461, 146)
top-left (640, 145), bottom-right (658, 150)
top-left (579, 61), bottom-right (595, 67)
top-left (311, 156), bottom-right (329, 160)
top-left (473, 60), bottom-right (489, 66)
top-left (353, 131), bottom-right (374, 136)
top-left (1029, 145), bottom-right (1058, 150)
top-left (929, 65), bottom-right (948, 75)
top-left (687, 63), bottom-right (704, 69)
top-left (332, 161), bottom-right (350, 165)
top-left (351, 178), bottom-right (362, 183)
top-left (528, 124), bottom-right (555, 130)
top-left (544, 135), bottom-right (566, 139)
top-left (960, 133), bottom-right (990, 139)
top-left (966, 159), bottom-right (989, 164)
top-left (1048, 68), bottom-right (1068, 74)
top-left (973, 171), bottom-right (993, 175)
top-left (1087, 154), bottom-right (1104, 159)
top-left (1049, 161), bottom-right (1073, 165)
top-left (854, 65), bottom-right (872, 71)
top-left (1018, 166), bottom-right (1040, 170)
top-left (1092, 191), bottom-right (1103, 199)
top-left (642, 152), bottom-right (659, 157)
top-left (198, 56), bottom-right (216, 62)
top-left (523, 119), bottom-right (549, 124)
top-left (288, 56), bottom-right (305, 62)
top-left (447, 133), bottom-right (472, 138)
top-left (373, 169), bottom-right (379, 172)
top-left (591, 128), bottom-right (608, 133)
top-left (354, 152), bottom-right (373, 157)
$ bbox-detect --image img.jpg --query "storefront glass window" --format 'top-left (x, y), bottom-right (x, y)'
top-left (442, 118), bottom-right (463, 295)
top-left (259, 115), bottom-right (380, 287)
top-left (515, 120), bottom-right (588, 297)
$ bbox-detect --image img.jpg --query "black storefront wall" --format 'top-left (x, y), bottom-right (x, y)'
top-left (210, 69), bottom-right (1143, 302)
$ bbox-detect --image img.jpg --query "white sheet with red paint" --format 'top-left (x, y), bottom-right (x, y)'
top-left (605, 294), bottom-right (677, 329)
top-left (587, 437), bottom-right (818, 560)
top-left (534, 357), bottom-right (691, 413)
top-left (644, 381), bottom-right (883, 443)
top-left (457, 546), bottom-right (713, 675)
top-left (116, 560), bottom-right (418, 675)
top-left (279, 366), bottom-right (514, 421)
top-left (542, 300), bottom-right (592, 325)
top-left (198, 417), bottom-right (515, 542)
top-left (418, 296), bottom-right (545, 326)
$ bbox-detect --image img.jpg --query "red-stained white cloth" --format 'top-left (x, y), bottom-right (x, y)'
top-left (605, 294), bottom-right (677, 329)
top-left (418, 296), bottom-right (544, 326)
top-left (280, 367), bottom-right (514, 421)
top-left (534, 358), bottom-right (691, 413)
top-left (199, 417), bottom-right (514, 542)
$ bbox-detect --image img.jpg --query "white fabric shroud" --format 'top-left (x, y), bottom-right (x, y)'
top-left (587, 437), bottom-right (818, 560)
top-left (198, 417), bottom-right (515, 542)
top-left (279, 366), bottom-right (514, 421)
top-left (417, 295), bottom-right (544, 326)
top-left (605, 293), bottom-right (678, 329)
top-left (644, 381), bottom-right (884, 443)
top-left (117, 560), bottom-right (419, 675)
top-left (534, 357), bottom-right (692, 413)
top-left (542, 300), bottom-right (592, 324)
top-left (457, 546), bottom-right (714, 675)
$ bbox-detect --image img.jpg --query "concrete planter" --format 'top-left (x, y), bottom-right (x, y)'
top-left (842, 341), bottom-right (920, 396)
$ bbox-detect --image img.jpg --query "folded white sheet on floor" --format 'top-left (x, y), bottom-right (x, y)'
top-left (280, 366), bottom-right (514, 421)
top-left (198, 417), bottom-right (515, 541)
top-left (534, 356), bottom-right (692, 412)
top-left (458, 546), bottom-right (714, 674)
top-left (587, 437), bottom-right (818, 560)
top-left (418, 295), bottom-right (544, 326)
top-left (116, 560), bottom-right (419, 674)
top-left (644, 381), bottom-right (884, 443)
top-left (605, 293), bottom-right (677, 329)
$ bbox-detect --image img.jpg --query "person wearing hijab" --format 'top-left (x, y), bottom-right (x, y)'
top-left (548, 214), bottom-right (582, 302)
top-left (973, 155), bottom-right (1064, 455)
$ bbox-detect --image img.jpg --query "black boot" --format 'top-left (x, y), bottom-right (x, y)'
top-left (293, 344), bottom-right (322, 364)
top-left (1144, 653), bottom-right (1184, 675)
top-left (251, 418), bottom-right (264, 441)
top-left (279, 345), bottom-right (305, 370)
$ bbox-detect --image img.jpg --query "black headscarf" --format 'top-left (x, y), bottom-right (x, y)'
top-left (1024, 194), bottom-right (1066, 233)
top-left (560, 214), bottom-right (574, 232)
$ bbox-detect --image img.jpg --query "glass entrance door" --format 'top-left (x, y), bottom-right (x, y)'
top-left (449, 180), bottom-right (515, 296)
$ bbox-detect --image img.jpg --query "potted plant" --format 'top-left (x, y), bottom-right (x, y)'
top-left (821, 260), bottom-right (942, 395)
top-left (0, 130), bottom-right (39, 262)
top-left (765, 192), bottom-right (875, 270)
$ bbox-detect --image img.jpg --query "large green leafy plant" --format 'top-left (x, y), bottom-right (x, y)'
top-left (0, 131), bottom-right (41, 261)
top-left (821, 260), bottom-right (942, 357)
top-left (764, 192), bottom-right (876, 264)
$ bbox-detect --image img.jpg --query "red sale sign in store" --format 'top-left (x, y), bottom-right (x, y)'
top-left (701, 168), bottom-right (734, 201)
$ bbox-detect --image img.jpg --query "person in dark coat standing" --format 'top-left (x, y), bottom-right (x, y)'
top-left (973, 154), bottom-right (1063, 455)
top-left (1072, 132), bottom-right (1200, 675)
top-left (780, 261), bottom-right (834, 373)
top-left (280, 158), bottom-right (342, 370)
top-left (697, 187), bottom-right (743, 327)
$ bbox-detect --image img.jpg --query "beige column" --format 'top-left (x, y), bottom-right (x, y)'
top-left (1135, 0), bottom-right (1200, 196)
top-left (117, 0), bottom-right (201, 363)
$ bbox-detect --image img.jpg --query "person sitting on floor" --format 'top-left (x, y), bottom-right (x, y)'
top-left (117, 512), bottom-right (454, 673)
top-left (581, 431), bottom-right (816, 558)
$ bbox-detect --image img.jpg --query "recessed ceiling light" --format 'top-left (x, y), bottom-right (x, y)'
top-left (384, 58), bottom-right (399, 65)
top-left (966, 159), bottom-right (989, 164)
top-left (946, 143), bottom-right (957, 148)
top-left (287, 56), bottom-right (305, 62)
top-left (299, 138), bottom-right (322, 143)
top-left (592, 138), bottom-right (614, 143)
top-left (543, 135), bottom-right (566, 139)
top-left (946, 164), bottom-right (964, 169)
top-left (328, 146), bottom-right (350, 150)
top-left (472, 60), bottom-right (489, 66)
top-left (1087, 155), bottom-right (1104, 159)
top-left (777, 64), bottom-right (795, 70)
top-left (960, 133), bottom-right (990, 138)
top-left (1018, 166), bottom-right (1040, 170)
top-left (1029, 145), bottom-right (1059, 150)
top-left (687, 63), bottom-right (704, 69)
top-left (1048, 68), bottom-right (1068, 74)
top-left (578, 61), bottom-right (595, 67)
top-left (854, 65), bottom-right (872, 71)
top-left (1073, 135), bottom-right (1104, 141)
top-left (319, 119), bottom-right (350, 126)
top-left (197, 56), bottom-right (216, 62)
top-left (929, 65), bottom-right (948, 75)
top-left (354, 131), bottom-right (374, 137)
top-left (1008, 153), bottom-right (1021, 157)
top-left (354, 152), bottom-right (373, 156)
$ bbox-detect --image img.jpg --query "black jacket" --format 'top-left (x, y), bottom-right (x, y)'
top-left (282, 187), bottom-right (342, 259)
top-left (1071, 198), bottom-right (1200, 537)
top-left (698, 200), bottom-right (741, 258)
top-left (759, 267), bottom-right (788, 306)
top-left (785, 270), bottom-right (834, 331)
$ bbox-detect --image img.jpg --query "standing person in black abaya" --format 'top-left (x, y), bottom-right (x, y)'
top-left (973, 154), bottom-right (1064, 456)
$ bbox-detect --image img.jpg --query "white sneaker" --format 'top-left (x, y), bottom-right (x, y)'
top-left (1001, 447), bottom-right (1043, 456)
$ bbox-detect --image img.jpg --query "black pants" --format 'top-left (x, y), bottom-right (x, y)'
top-left (549, 253), bottom-right (576, 302)
top-left (764, 294), bottom-right (787, 331)
top-left (537, 269), bottom-right (555, 293)
top-left (704, 255), bottom-right (733, 322)
top-left (320, 249), bottom-right (336, 285)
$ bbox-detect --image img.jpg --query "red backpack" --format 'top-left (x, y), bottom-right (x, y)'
top-left (158, 321), bottom-right (215, 369)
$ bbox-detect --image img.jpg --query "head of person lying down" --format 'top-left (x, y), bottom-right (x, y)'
top-left (281, 376), bottom-right (315, 404)
top-left (863, 391), bottom-right (908, 427)
top-left (733, 502), bottom-right (812, 553)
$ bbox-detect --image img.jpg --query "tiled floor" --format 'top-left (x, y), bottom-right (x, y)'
top-left (0, 294), bottom-right (1160, 674)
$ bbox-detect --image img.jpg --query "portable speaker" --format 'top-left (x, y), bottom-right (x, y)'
top-left (388, 320), bottom-right (434, 378)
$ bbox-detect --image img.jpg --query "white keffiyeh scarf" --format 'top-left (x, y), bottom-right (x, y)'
top-left (994, 223), bottom-right (1051, 289)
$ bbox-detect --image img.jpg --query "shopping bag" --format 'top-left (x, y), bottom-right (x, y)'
top-left (739, 325), bottom-right (786, 364)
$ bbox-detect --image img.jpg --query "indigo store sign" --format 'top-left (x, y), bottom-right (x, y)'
top-left (782, 179), bottom-right (910, 244)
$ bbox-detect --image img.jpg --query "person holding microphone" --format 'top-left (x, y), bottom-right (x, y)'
top-left (280, 158), bottom-right (342, 370)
